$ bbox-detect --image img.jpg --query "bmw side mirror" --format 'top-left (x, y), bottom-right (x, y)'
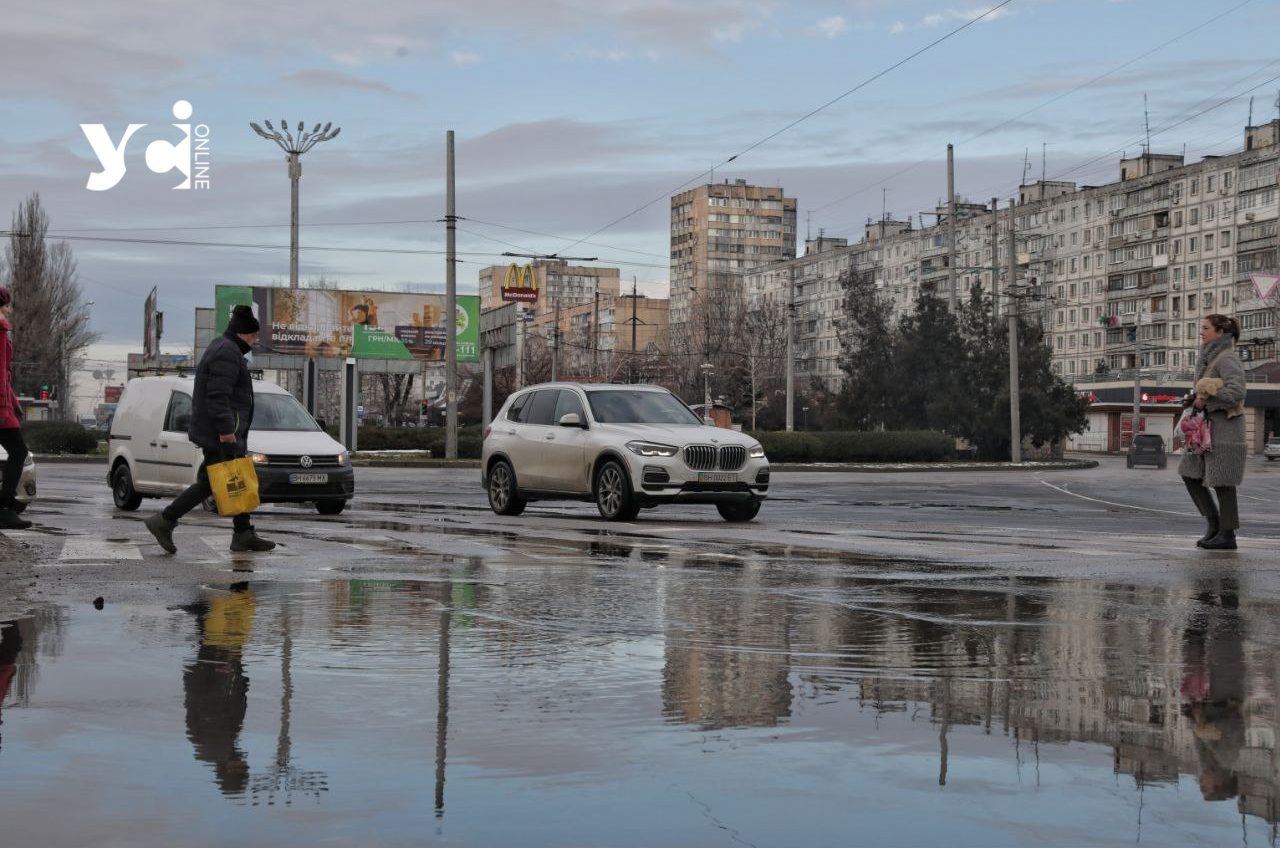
top-left (558, 413), bottom-right (586, 428)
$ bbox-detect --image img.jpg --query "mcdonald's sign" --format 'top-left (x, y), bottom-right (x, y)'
top-left (502, 263), bottom-right (539, 303)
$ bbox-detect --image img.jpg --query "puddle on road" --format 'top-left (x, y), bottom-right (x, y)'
top-left (2, 566), bottom-right (1278, 846)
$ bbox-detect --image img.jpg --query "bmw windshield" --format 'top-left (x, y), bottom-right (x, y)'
top-left (587, 390), bottom-right (702, 425)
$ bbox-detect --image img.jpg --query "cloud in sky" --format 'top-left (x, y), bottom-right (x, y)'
top-left (2, 0), bottom-right (1275, 348)
top-left (283, 69), bottom-right (416, 100)
top-left (811, 15), bottom-right (850, 38)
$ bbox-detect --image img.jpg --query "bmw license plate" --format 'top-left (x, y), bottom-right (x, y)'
top-left (698, 472), bottom-right (737, 483)
top-left (289, 473), bottom-right (328, 484)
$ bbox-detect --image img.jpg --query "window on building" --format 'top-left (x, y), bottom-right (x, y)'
top-left (1204, 233), bottom-right (1214, 250)
top-left (1221, 260), bottom-right (1231, 277)
top-left (1174, 210), bottom-right (1183, 227)
top-left (1188, 294), bottom-right (1197, 309)
top-left (1189, 265), bottom-right (1198, 282)
top-left (1189, 236), bottom-right (1198, 252)
top-left (1190, 178), bottom-right (1199, 195)
top-left (1189, 208), bottom-right (1199, 226)
top-left (1221, 230), bottom-right (1231, 248)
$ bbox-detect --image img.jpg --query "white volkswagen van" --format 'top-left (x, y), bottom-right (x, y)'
top-left (107, 375), bottom-right (354, 515)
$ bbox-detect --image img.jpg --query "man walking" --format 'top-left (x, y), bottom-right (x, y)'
top-left (144, 305), bottom-right (275, 553)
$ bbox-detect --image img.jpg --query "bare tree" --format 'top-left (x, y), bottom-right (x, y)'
top-left (3, 194), bottom-right (99, 417)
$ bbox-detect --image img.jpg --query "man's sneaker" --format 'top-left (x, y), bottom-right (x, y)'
top-left (0, 508), bottom-right (32, 531)
top-left (144, 513), bottom-right (177, 554)
top-left (230, 528), bottom-right (276, 553)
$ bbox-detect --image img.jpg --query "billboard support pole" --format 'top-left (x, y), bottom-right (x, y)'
top-left (302, 358), bottom-right (318, 417)
top-left (482, 347), bottom-right (494, 427)
top-left (341, 357), bottom-right (358, 453)
top-left (445, 130), bottom-right (458, 459)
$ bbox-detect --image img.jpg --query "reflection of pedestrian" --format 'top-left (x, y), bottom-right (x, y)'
top-left (0, 619), bottom-right (22, 756)
top-left (1181, 577), bottom-right (1246, 803)
top-left (0, 287), bottom-right (32, 531)
top-left (1179, 314), bottom-right (1247, 550)
top-left (183, 584), bottom-right (255, 795)
top-left (144, 306), bottom-right (275, 553)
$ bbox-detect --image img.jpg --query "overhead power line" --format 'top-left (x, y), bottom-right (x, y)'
top-left (554, 0), bottom-right (1017, 255)
top-left (812, 0), bottom-right (1258, 232)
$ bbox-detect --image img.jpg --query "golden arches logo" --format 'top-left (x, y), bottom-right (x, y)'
top-left (501, 263), bottom-right (539, 303)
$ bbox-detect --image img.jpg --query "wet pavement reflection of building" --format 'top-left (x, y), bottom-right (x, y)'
top-left (3, 557), bottom-right (1280, 844)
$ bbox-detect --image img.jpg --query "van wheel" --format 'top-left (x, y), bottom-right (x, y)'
top-left (316, 499), bottom-right (346, 515)
top-left (595, 460), bottom-right (639, 521)
top-left (487, 460), bottom-right (526, 516)
top-left (717, 500), bottom-right (761, 522)
top-left (112, 464), bottom-right (143, 511)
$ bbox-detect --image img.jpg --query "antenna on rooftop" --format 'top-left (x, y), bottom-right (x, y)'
top-left (1248, 96), bottom-right (1254, 128)
top-left (1022, 148), bottom-right (1031, 186)
top-left (1143, 93), bottom-right (1151, 156)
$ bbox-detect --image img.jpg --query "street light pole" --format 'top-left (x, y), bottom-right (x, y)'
top-left (249, 119), bottom-right (341, 289)
top-left (1007, 198), bottom-right (1022, 463)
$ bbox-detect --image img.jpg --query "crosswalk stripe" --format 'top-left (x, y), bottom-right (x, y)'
top-left (60, 539), bottom-right (144, 561)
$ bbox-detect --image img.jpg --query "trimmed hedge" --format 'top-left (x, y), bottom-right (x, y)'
top-left (748, 429), bottom-right (954, 463)
top-left (24, 421), bottom-right (101, 455)
top-left (347, 424), bottom-right (483, 459)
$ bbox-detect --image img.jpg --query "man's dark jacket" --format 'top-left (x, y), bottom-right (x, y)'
top-left (189, 333), bottom-right (254, 453)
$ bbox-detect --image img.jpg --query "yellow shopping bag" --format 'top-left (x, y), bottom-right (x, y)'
top-left (206, 456), bottom-right (261, 516)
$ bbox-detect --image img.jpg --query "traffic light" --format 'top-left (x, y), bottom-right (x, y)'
top-left (39, 384), bottom-right (49, 401)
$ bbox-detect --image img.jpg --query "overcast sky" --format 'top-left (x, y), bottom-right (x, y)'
top-left (2, 0), bottom-right (1278, 349)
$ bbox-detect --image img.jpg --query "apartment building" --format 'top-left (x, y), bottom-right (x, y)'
top-left (669, 179), bottom-right (797, 354)
top-left (742, 121), bottom-right (1280, 403)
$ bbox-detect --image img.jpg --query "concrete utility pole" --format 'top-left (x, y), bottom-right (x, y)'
top-left (249, 119), bottom-right (341, 288)
top-left (785, 268), bottom-right (796, 432)
top-left (1007, 198), bottom-right (1022, 463)
top-left (552, 297), bottom-right (561, 382)
top-left (1131, 317), bottom-right (1142, 443)
top-left (947, 143), bottom-right (958, 310)
top-left (445, 130), bottom-right (458, 460)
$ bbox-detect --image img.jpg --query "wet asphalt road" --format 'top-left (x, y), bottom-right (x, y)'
top-left (2, 458), bottom-right (1280, 846)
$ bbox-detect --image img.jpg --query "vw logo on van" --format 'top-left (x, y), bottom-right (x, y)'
top-left (300, 456), bottom-right (313, 468)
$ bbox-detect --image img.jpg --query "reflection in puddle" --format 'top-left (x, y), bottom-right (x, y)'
top-left (2, 566), bottom-right (1279, 845)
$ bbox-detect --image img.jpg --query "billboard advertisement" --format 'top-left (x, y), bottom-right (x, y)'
top-left (214, 286), bottom-right (480, 362)
top-left (501, 263), bottom-right (539, 303)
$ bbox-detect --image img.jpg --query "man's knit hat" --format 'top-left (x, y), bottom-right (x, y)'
top-left (226, 304), bottom-right (260, 334)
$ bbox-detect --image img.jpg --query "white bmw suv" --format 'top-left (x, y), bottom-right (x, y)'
top-left (482, 383), bottom-right (770, 521)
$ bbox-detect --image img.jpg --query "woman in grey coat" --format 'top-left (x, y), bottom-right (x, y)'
top-left (1179, 314), bottom-right (1246, 550)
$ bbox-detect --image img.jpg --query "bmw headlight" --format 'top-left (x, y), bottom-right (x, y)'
top-left (250, 452), bottom-right (269, 465)
top-left (626, 440), bottom-right (679, 458)
top-left (748, 443), bottom-right (766, 459)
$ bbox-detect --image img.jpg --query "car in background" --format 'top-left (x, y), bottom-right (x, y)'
top-left (1126, 433), bottom-right (1167, 469)
top-left (1265, 437), bottom-right (1280, 461)
top-left (0, 445), bottom-right (36, 513)
top-left (482, 382), bottom-right (770, 522)
top-left (107, 375), bottom-right (354, 515)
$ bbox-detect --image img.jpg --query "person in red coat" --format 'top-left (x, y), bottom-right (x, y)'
top-left (0, 287), bottom-right (31, 530)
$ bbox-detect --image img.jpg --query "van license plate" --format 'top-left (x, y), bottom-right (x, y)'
top-left (289, 473), bottom-right (328, 484)
top-left (699, 472), bottom-right (736, 483)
